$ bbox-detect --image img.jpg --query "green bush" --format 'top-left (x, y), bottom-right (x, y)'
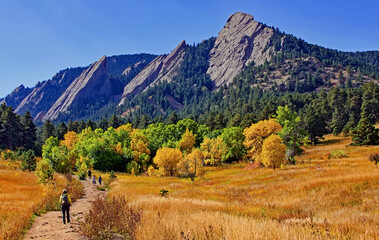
top-left (330, 150), bottom-right (348, 159)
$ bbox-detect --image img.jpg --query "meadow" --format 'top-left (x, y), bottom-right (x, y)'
top-left (0, 159), bottom-right (83, 240)
top-left (107, 135), bottom-right (379, 239)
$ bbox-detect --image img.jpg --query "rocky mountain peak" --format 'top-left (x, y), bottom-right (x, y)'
top-left (119, 40), bottom-right (187, 105)
top-left (207, 12), bottom-right (275, 88)
top-left (42, 55), bottom-right (110, 121)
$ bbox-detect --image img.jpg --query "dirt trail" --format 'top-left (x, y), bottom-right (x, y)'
top-left (24, 178), bottom-right (106, 240)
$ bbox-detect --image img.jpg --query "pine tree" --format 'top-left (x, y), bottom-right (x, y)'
top-left (98, 118), bottom-right (109, 131)
top-left (108, 115), bottom-right (122, 129)
top-left (0, 104), bottom-right (22, 149)
top-left (56, 122), bottom-right (68, 140)
top-left (42, 120), bottom-right (56, 143)
top-left (351, 118), bottom-right (379, 145)
top-left (20, 111), bottom-right (37, 150)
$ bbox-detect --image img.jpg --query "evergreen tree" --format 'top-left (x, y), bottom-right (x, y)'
top-left (56, 122), bottom-right (68, 140)
top-left (78, 120), bottom-right (86, 133)
top-left (0, 104), bottom-right (22, 149)
top-left (20, 111), bottom-right (37, 150)
top-left (302, 101), bottom-right (327, 144)
top-left (330, 87), bottom-right (348, 135)
top-left (351, 118), bottom-right (379, 145)
top-left (42, 120), bottom-right (56, 143)
top-left (167, 111), bottom-right (179, 125)
top-left (98, 118), bottom-right (109, 131)
top-left (108, 115), bottom-right (122, 129)
top-left (86, 119), bottom-right (97, 130)
top-left (360, 82), bottom-right (379, 125)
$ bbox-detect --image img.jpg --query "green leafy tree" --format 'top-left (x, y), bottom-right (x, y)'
top-left (220, 127), bottom-right (245, 162)
top-left (276, 106), bottom-right (308, 159)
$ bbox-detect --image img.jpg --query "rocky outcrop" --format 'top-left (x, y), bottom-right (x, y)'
top-left (207, 12), bottom-right (275, 88)
top-left (1, 85), bottom-right (33, 108)
top-left (43, 56), bottom-right (112, 121)
top-left (15, 67), bottom-right (85, 120)
top-left (119, 40), bottom-right (186, 105)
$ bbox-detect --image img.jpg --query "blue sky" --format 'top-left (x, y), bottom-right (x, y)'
top-left (0, 0), bottom-right (378, 98)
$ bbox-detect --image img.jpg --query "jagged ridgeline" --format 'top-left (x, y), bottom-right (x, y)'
top-left (1, 12), bottom-right (378, 124)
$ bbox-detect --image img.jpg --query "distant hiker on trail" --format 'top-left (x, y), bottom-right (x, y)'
top-left (88, 169), bottom-right (92, 179)
top-left (92, 175), bottom-right (96, 185)
top-left (59, 189), bottom-right (72, 224)
top-left (98, 175), bottom-right (102, 185)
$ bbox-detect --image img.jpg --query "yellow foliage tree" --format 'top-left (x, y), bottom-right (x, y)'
top-left (60, 131), bottom-right (78, 150)
top-left (243, 119), bottom-right (282, 161)
top-left (178, 128), bottom-right (196, 154)
top-left (130, 129), bottom-right (150, 166)
top-left (177, 148), bottom-right (204, 180)
top-left (116, 123), bottom-right (133, 134)
top-left (261, 134), bottom-right (286, 170)
top-left (153, 147), bottom-right (182, 176)
top-left (200, 137), bottom-right (227, 166)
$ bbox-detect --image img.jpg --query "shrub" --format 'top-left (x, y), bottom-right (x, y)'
top-left (80, 196), bottom-right (142, 239)
top-left (369, 153), bottom-right (379, 165)
top-left (159, 188), bottom-right (169, 198)
top-left (330, 150), bottom-right (348, 159)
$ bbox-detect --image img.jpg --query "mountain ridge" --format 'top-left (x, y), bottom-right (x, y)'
top-left (2, 12), bottom-right (378, 123)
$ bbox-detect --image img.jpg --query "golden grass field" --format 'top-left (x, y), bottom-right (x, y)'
top-left (109, 135), bottom-right (379, 240)
top-left (0, 159), bottom-right (81, 240)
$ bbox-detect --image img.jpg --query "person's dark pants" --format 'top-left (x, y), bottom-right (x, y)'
top-left (62, 206), bottom-right (70, 224)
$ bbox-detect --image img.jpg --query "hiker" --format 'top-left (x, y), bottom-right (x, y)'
top-left (98, 175), bottom-right (102, 185)
top-left (88, 169), bottom-right (92, 179)
top-left (92, 175), bottom-right (96, 185)
top-left (59, 189), bottom-right (72, 224)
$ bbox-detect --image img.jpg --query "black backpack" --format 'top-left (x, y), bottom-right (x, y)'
top-left (61, 194), bottom-right (70, 207)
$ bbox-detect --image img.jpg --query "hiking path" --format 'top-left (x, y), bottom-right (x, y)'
top-left (24, 178), bottom-right (106, 240)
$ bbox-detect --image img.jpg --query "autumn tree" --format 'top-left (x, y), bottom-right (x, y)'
top-left (60, 131), bottom-right (78, 150)
top-left (178, 128), bottom-right (196, 154)
top-left (243, 119), bottom-right (282, 162)
top-left (177, 148), bottom-right (204, 181)
top-left (130, 129), bottom-right (150, 171)
top-left (200, 137), bottom-right (227, 166)
top-left (153, 147), bottom-right (182, 176)
top-left (261, 134), bottom-right (286, 170)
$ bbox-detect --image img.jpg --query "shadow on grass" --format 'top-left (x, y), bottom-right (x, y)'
top-left (319, 138), bottom-right (344, 145)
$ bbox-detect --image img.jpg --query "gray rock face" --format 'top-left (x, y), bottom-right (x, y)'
top-left (1, 85), bottom-right (33, 109)
top-left (207, 12), bottom-right (275, 88)
top-left (15, 67), bottom-right (85, 121)
top-left (43, 56), bottom-right (111, 121)
top-left (119, 40), bottom-right (186, 105)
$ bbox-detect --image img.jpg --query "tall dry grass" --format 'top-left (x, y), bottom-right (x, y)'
top-left (106, 135), bottom-right (378, 239)
top-left (0, 159), bottom-right (83, 240)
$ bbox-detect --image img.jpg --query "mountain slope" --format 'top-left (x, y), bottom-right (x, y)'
top-left (119, 40), bottom-right (187, 105)
top-left (15, 67), bottom-right (86, 121)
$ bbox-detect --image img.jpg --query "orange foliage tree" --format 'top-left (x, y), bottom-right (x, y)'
top-left (60, 131), bottom-right (78, 150)
top-left (153, 147), bottom-right (182, 176)
top-left (261, 134), bottom-right (286, 170)
top-left (177, 148), bottom-right (204, 180)
top-left (178, 129), bottom-right (196, 154)
top-left (243, 119), bottom-right (282, 162)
